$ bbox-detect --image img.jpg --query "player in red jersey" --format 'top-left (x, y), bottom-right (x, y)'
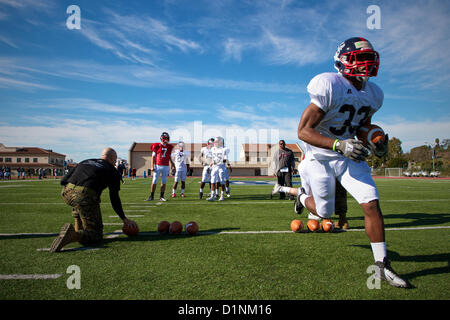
top-left (145, 132), bottom-right (175, 201)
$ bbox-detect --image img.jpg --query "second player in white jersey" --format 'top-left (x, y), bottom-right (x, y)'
top-left (171, 142), bottom-right (190, 198)
top-left (207, 136), bottom-right (229, 201)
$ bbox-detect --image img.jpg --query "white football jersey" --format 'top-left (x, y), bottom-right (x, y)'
top-left (171, 149), bottom-right (190, 170)
top-left (200, 146), bottom-right (213, 166)
top-left (305, 72), bottom-right (384, 160)
top-left (211, 146), bottom-right (229, 165)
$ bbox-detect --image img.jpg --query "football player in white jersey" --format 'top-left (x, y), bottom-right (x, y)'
top-left (272, 37), bottom-right (409, 288)
top-left (207, 136), bottom-right (227, 201)
top-left (220, 142), bottom-right (232, 197)
top-left (171, 141), bottom-right (190, 198)
top-left (198, 138), bottom-right (214, 199)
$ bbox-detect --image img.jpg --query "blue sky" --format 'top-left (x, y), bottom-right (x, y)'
top-left (0, 0), bottom-right (449, 162)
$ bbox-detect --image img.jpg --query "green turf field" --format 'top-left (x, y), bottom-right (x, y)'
top-left (0, 177), bottom-right (449, 300)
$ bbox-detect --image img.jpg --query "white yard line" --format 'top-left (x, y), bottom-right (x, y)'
top-left (1, 199), bottom-right (449, 206)
top-left (108, 215), bottom-right (144, 218)
top-left (1, 225), bottom-right (448, 238)
top-left (0, 274), bottom-right (62, 280)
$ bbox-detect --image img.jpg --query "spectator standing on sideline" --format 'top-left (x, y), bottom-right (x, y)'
top-left (271, 140), bottom-right (295, 200)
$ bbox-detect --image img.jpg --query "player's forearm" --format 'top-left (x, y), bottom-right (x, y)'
top-left (109, 189), bottom-right (126, 220)
top-left (298, 127), bottom-right (335, 150)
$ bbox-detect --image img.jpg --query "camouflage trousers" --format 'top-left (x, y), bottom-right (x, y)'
top-left (61, 184), bottom-right (103, 246)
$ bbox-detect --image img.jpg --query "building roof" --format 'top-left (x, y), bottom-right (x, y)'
top-left (0, 146), bottom-right (65, 157)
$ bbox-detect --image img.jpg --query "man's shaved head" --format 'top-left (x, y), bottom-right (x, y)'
top-left (101, 147), bottom-right (117, 165)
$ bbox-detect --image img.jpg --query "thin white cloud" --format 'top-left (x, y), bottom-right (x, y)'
top-left (0, 34), bottom-right (17, 48)
top-left (0, 75), bottom-right (57, 90)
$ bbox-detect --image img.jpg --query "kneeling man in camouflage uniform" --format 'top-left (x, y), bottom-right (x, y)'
top-left (50, 147), bottom-right (137, 252)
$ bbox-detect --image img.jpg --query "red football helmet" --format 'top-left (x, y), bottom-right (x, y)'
top-left (334, 37), bottom-right (380, 78)
top-left (160, 132), bottom-right (170, 144)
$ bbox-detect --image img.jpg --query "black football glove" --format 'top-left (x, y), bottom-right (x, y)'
top-left (369, 133), bottom-right (389, 158)
top-left (335, 139), bottom-right (369, 162)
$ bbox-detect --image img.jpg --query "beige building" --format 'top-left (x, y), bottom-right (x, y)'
top-left (128, 142), bottom-right (304, 177)
top-left (0, 143), bottom-right (66, 176)
top-left (241, 143), bottom-right (304, 176)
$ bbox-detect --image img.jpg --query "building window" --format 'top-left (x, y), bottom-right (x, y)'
top-left (17, 158), bottom-right (21, 163)
top-left (25, 158), bottom-right (29, 163)
top-left (33, 158), bottom-right (38, 163)
top-left (0, 158), bottom-right (3, 162)
top-left (5, 158), bottom-right (12, 163)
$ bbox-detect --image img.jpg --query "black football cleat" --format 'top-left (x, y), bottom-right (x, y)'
top-left (294, 188), bottom-right (305, 215)
top-left (199, 191), bottom-right (203, 199)
top-left (145, 195), bottom-right (153, 201)
top-left (375, 258), bottom-right (412, 288)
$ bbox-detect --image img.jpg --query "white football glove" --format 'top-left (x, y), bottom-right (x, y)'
top-left (369, 133), bottom-right (389, 158)
top-left (334, 139), bottom-right (369, 162)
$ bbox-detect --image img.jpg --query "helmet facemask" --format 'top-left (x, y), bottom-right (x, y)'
top-left (334, 38), bottom-right (380, 83)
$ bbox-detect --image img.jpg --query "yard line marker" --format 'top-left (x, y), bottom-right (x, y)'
top-left (0, 232), bottom-right (57, 237)
top-left (108, 215), bottom-right (144, 218)
top-left (125, 210), bottom-right (151, 212)
top-left (128, 206), bottom-right (156, 208)
top-left (37, 247), bottom-right (100, 252)
top-left (2, 226), bottom-right (449, 239)
top-left (0, 274), bottom-right (62, 280)
top-left (106, 230), bottom-right (123, 239)
top-left (2, 199), bottom-right (449, 205)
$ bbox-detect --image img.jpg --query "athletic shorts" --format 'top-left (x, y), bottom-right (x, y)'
top-left (174, 169), bottom-right (187, 182)
top-left (152, 165), bottom-right (170, 184)
top-left (298, 154), bottom-right (378, 219)
top-left (220, 164), bottom-right (229, 181)
top-left (201, 166), bottom-right (211, 183)
top-left (211, 165), bottom-right (225, 184)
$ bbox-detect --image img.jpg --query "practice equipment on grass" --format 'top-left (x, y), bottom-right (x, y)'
top-left (169, 221), bottom-right (182, 234)
top-left (158, 221), bottom-right (170, 234)
top-left (122, 223), bottom-right (139, 236)
top-left (290, 219), bottom-right (303, 233)
top-left (321, 219), bottom-right (335, 233)
top-left (307, 219), bottom-right (320, 232)
top-left (185, 221), bottom-right (199, 235)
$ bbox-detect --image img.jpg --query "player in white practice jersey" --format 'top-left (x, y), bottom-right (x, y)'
top-left (207, 136), bottom-right (228, 202)
top-left (271, 37), bottom-right (410, 288)
top-left (198, 138), bottom-right (214, 199)
top-left (171, 141), bottom-right (190, 198)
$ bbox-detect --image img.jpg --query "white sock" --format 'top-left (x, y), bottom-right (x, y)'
top-left (370, 242), bottom-right (387, 263)
top-left (226, 187), bottom-right (230, 193)
top-left (299, 194), bottom-right (308, 207)
top-left (200, 188), bottom-right (203, 192)
top-left (221, 190), bottom-right (224, 196)
top-left (172, 189), bottom-right (175, 194)
top-left (279, 186), bottom-right (291, 193)
top-left (308, 212), bottom-right (321, 221)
